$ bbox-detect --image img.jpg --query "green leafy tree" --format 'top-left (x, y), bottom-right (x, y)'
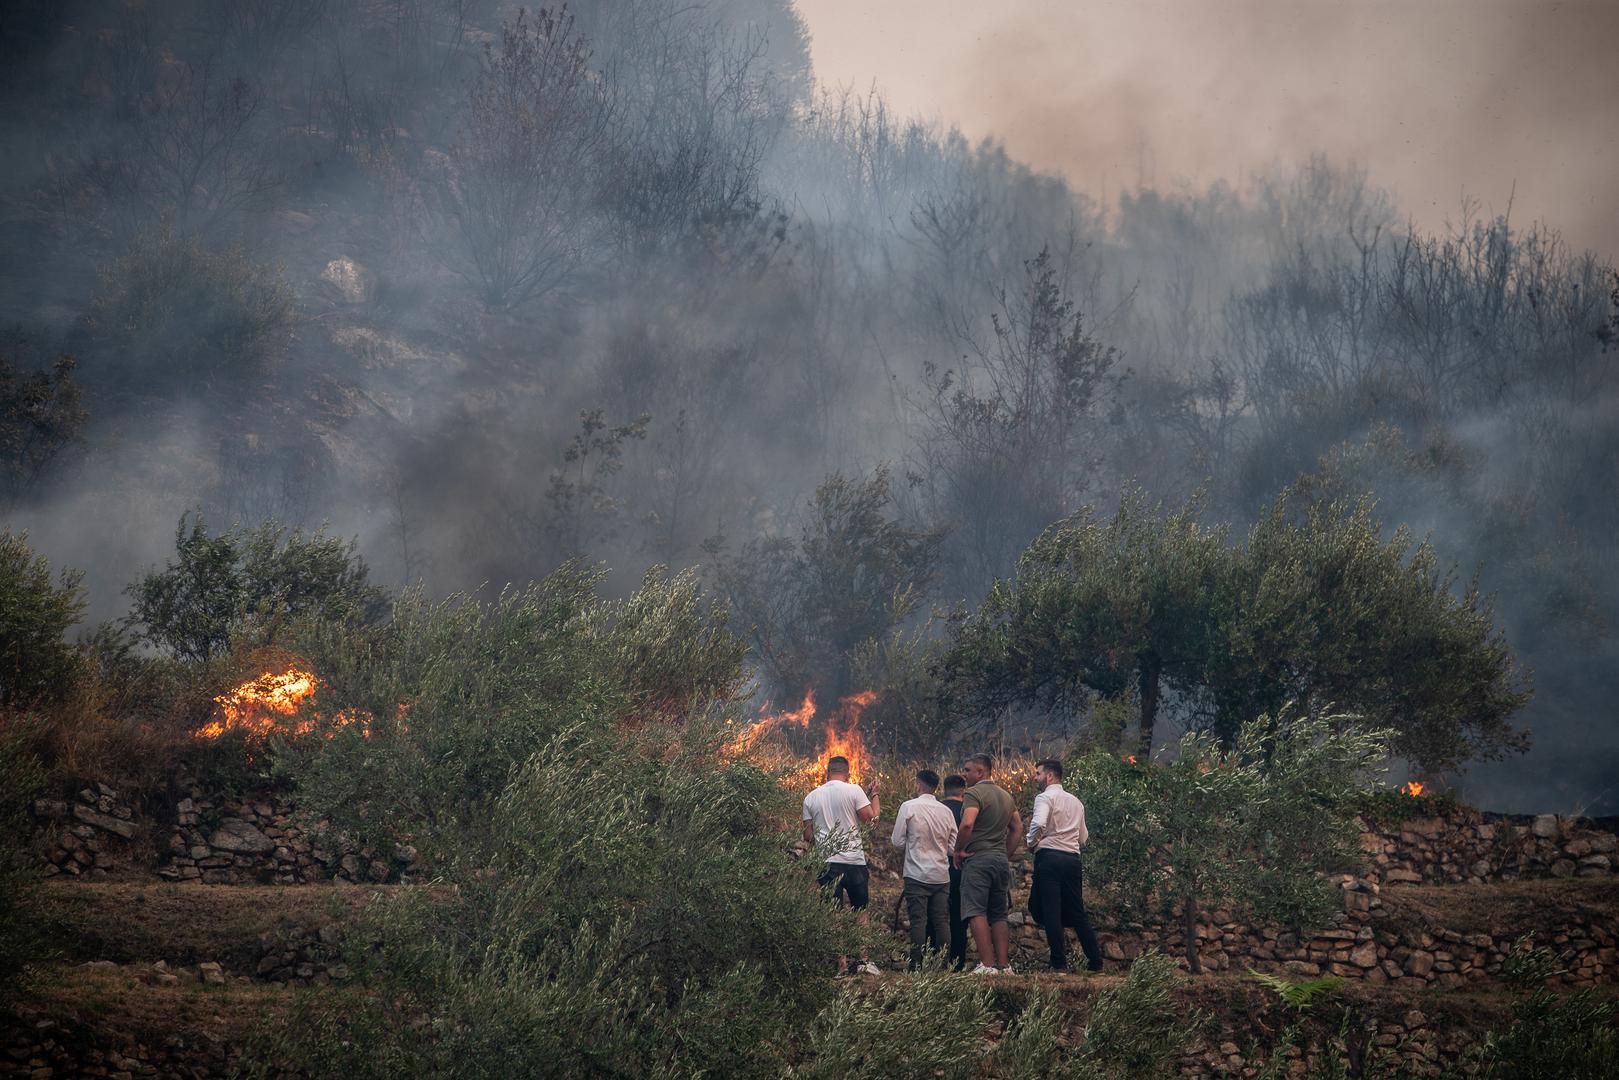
top-left (720, 466), bottom-right (943, 700)
top-left (127, 513), bottom-right (386, 663)
top-left (0, 530), bottom-right (86, 706)
top-left (944, 488), bottom-right (1230, 754)
top-left (1071, 710), bottom-right (1388, 973)
top-left (1220, 492), bottom-right (1531, 771)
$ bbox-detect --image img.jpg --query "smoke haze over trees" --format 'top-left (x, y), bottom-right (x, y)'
top-left (0, 0), bottom-right (1615, 812)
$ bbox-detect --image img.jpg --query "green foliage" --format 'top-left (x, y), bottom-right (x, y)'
top-left (1222, 492), bottom-right (1530, 771)
top-left (1071, 711), bottom-right (1388, 971)
top-left (0, 353), bottom-right (85, 508)
top-left (944, 487), bottom-right (1229, 753)
top-left (127, 513), bottom-right (386, 663)
top-left (1473, 937), bottom-right (1619, 1079)
top-left (947, 487), bottom-right (1529, 773)
top-left (805, 974), bottom-right (992, 1080)
top-left (0, 726), bottom-right (49, 1000)
top-left (0, 529), bottom-right (86, 707)
top-left (1352, 784), bottom-right (1460, 825)
top-left (1069, 951), bottom-right (1202, 1079)
top-left (848, 624), bottom-right (954, 754)
top-left (541, 409), bottom-right (651, 562)
top-left (721, 466), bottom-right (943, 699)
top-left (90, 232), bottom-right (294, 389)
top-left (284, 566), bottom-right (749, 860)
top-left (1248, 969), bottom-right (1344, 1012)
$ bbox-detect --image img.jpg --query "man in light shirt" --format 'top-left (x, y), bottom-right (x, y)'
top-left (803, 755), bottom-right (881, 975)
top-left (1026, 758), bottom-right (1104, 972)
top-left (889, 769), bottom-right (958, 970)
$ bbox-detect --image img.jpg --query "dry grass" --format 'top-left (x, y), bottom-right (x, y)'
top-left (41, 881), bottom-right (391, 968)
top-left (19, 962), bottom-right (298, 1045)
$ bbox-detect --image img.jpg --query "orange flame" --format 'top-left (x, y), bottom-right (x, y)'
top-left (198, 668), bottom-right (319, 740)
top-left (815, 690), bottom-right (876, 784)
top-left (1402, 780), bottom-right (1425, 797)
top-left (197, 664), bottom-right (382, 742)
top-left (726, 691), bottom-right (816, 756)
top-left (1125, 754), bottom-right (1138, 765)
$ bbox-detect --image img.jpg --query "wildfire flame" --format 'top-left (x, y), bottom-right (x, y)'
top-left (725, 688), bottom-right (879, 786)
top-left (1125, 754), bottom-right (1138, 765)
top-left (817, 690), bottom-right (876, 783)
top-left (726, 690), bottom-right (816, 756)
top-left (1403, 781), bottom-right (1425, 797)
top-left (196, 659), bottom-right (382, 741)
top-left (198, 668), bottom-right (319, 740)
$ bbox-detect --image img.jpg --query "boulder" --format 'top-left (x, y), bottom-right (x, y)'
top-left (1531, 815), bottom-right (1559, 839)
top-left (209, 820), bottom-right (275, 854)
top-left (72, 803), bottom-right (136, 839)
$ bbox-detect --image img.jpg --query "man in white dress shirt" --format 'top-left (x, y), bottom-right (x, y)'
top-left (1025, 758), bottom-right (1103, 972)
top-left (889, 769), bottom-right (958, 970)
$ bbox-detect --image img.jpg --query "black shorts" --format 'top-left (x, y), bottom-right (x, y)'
top-left (818, 861), bottom-right (871, 911)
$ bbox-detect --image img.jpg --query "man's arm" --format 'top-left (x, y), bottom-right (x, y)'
top-left (1007, 808), bottom-right (1023, 860)
top-left (1025, 789), bottom-right (1050, 850)
top-left (954, 804), bottom-right (979, 867)
top-left (857, 777), bottom-right (880, 824)
top-left (1075, 801), bottom-right (1089, 848)
top-left (889, 803), bottom-right (910, 849)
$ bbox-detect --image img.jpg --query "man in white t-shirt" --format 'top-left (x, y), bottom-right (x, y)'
top-left (802, 755), bottom-right (881, 974)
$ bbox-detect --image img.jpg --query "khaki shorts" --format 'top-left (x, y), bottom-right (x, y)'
top-left (959, 850), bottom-right (1011, 922)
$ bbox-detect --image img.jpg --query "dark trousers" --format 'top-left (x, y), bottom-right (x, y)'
top-left (1030, 849), bottom-right (1103, 971)
top-left (927, 866), bottom-right (968, 970)
top-left (903, 877), bottom-right (950, 969)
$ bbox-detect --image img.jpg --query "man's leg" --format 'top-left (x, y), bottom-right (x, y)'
top-left (1068, 860), bottom-right (1104, 971)
top-left (1033, 853), bottom-right (1068, 969)
top-left (903, 878), bottom-right (930, 970)
top-left (947, 869), bottom-right (967, 971)
top-left (988, 854), bottom-right (1012, 969)
top-left (967, 914), bottom-right (994, 966)
top-left (926, 883), bottom-right (950, 964)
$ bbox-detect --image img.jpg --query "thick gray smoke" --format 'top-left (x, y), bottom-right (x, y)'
top-left (1, 0), bottom-right (1614, 812)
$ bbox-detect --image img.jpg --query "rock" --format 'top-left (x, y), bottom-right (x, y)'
top-left (1551, 859), bottom-right (1576, 878)
top-left (1404, 951), bottom-right (1435, 977)
top-left (1589, 832), bottom-right (1617, 854)
top-left (198, 962), bottom-right (226, 986)
top-left (209, 820), bottom-right (275, 854)
top-left (1531, 815), bottom-right (1560, 839)
top-left (1350, 942), bottom-right (1379, 968)
top-left (1578, 854), bottom-right (1610, 871)
top-left (31, 799), bottom-right (68, 820)
top-left (1383, 868), bottom-right (1421, 884)
top-left (71, 804), bottom-right (135, 839)
top-left (321, 257), bottom-right (374, 304)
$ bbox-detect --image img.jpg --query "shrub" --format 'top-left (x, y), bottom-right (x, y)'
top-left (127, 513), bottom-right (386, 663)
top-left (805, 973), bottom-right (992, 1080)
top-left (1070, 711), bottom-right (1389, 972)
top-left (0, 529), bottom-right (85, 707)
top-left (1475, 938), bottom-right (1619, 1079)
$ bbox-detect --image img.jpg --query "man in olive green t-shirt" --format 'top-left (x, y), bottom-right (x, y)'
top-left (952, 752), bottom-right (1022, 973)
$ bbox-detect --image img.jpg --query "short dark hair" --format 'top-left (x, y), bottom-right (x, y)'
top-left (916, 769), bottom-right (939, 791)
top-left (827, 755), bottom-right (850, 774)
top-left (966, 752), bottom-right (994, 772)
top-left (1037, 758), bottom-right (1064, 780)
top-left (942, 774), bottom-right (966, 793)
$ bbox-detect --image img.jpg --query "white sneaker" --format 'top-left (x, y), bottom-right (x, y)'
top-left (999, 964), bottom-right (1016, 975)
top-left (970, 963), bottom-right (998, 975)
top-left (856, 962), bottom-right (881, 976)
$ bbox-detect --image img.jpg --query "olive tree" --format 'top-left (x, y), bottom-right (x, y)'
top-left (1071, 710), bottom-right (1389, 974)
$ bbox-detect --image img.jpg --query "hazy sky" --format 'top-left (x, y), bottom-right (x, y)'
top-left (796, 0), bottom-right (1619, 256)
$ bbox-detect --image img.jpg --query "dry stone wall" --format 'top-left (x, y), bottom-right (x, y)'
top-left (1358, 806), bottom-right (1617, 885)
top-left (155, 779), bottom-right (416, 885)
top-left (33, 785), bottom-right (139, 881)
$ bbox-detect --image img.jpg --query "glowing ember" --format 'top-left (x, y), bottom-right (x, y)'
top-left (198, 668), bottom-right (319, 740)
top-left (1125, 754), bottom-right (1138, 765)
top-left (1403, 780), bottom-right (1425, 797)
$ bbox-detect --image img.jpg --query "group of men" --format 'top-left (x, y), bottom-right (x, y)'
top-left (801, 752), bottom-right (1104, 975)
